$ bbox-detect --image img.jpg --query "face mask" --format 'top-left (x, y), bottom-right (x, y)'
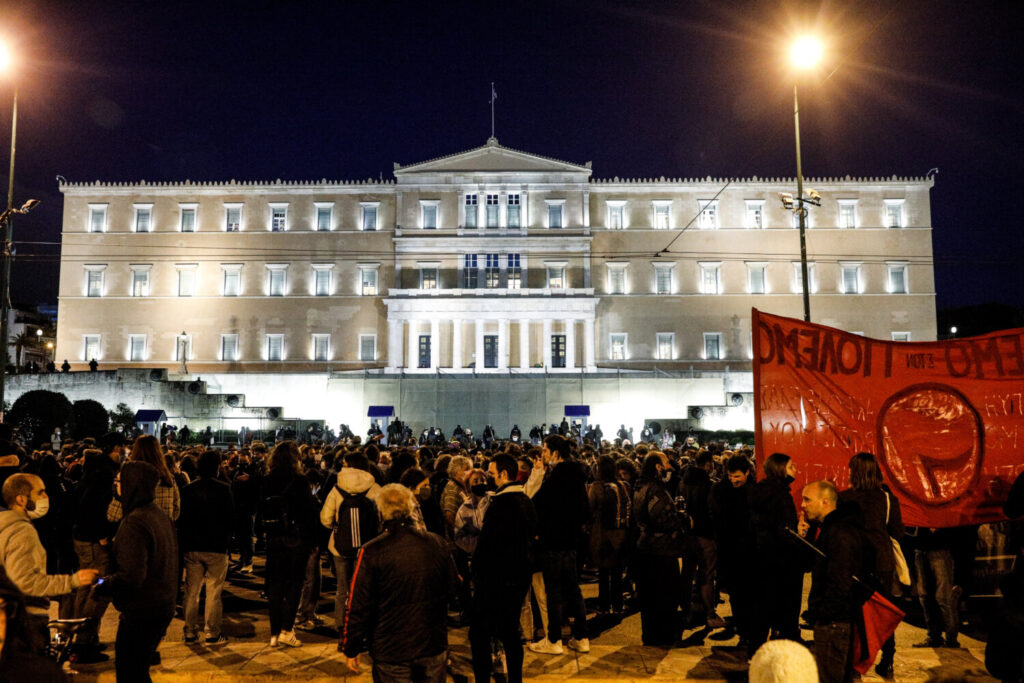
top-left (470, 483), bottom-right (489, 497)
top-left (26, 497), bottom-right (49, 520)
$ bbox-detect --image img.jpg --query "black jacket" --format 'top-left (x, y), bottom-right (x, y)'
top-left (473, 484), bottom-right (537, 591)
top-left (342, 521), bottom-right (458, 663)
top-left (178, 477), bottom-right (234, 553)
top-left (260, 468), bottom-right (318, 548)
top-left (681, 466), bottom-right (713, 539)
top-left (839, 487), bottom-right (904, 578)
top-left (106, 462), bottom-right (178, 617)
top-left (806, 502), bottom-right (870, 625)
top-left (633, 478), bottom-right (688, 557)
top-left (532, 459), bottom-right (589, 552)
top-left (750, 476), bottom-right (800, 566)
top-left (709, 478), bottom-right (754, 554)
top-left (72, 452), bottom-right (117, 543)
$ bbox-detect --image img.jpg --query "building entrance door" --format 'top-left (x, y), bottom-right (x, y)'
top-left (551, 334), bottom-right (566, 368)
top-left (484, 335), bottom-right (498, 368)
top-left (418, 335), bottom-right (431, 368)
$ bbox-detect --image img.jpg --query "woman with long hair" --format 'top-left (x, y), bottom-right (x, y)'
top-left (260, 441), bottom-right (317, 648)
top-left (588, 454), bottom-right (632, 615)
top-left (748, 452), bottom-right (802, 649)
top-left (107, 434), bottom-right (180, 522)
top-left (840, 451), bottom-right (904, 680)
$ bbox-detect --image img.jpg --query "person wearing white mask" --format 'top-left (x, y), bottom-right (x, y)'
top-left (0, 473), bottom-right (99, 654)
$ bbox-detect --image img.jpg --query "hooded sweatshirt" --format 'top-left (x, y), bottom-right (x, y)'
top-left (320, 467), bottom-right (381, 556)
top-left (108, 461), bottom-right (178, 616)
top-left (0, 507), bottom-right (77, 616)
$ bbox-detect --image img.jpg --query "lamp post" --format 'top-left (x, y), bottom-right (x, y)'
top-left (789, 36), bottom-right (823, 323)
top-left (0, 41), bottom-right (40, 420)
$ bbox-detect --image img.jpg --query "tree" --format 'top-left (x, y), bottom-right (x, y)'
top-left (11, 331), bottom-right (36, 369)
top-left (72, 399), bottom-right (109, 440)
top-left (7, 390), bottom-right (74, 448)
top-left (108, 402), bottom-right (136, 435)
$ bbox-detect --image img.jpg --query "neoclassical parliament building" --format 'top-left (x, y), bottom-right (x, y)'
top-left (52, 138), bottom-right (936, 432)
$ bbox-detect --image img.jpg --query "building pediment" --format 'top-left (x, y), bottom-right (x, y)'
top-left (394, 138), bottom-right (592, 177)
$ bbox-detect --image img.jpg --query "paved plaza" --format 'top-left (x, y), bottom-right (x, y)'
top-left (61, 556), bottom-right (996, 682)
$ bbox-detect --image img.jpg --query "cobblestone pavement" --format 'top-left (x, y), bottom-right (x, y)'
top-left (62, 557), bottom-right (996, 682)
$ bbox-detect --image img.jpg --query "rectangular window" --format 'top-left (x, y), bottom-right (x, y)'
top-left (361, 204), bottom-right (378, 231)
top-left (174, 335), bottom-right (191, 362)
top-left (507, 194), bottom-right (521, 228)
top-left (180, 206), bottom-right (196, 232)
top-left (888, 264), bottom-right (908, 294)
top-left (86, 269), bottom-right (103, 297)
top-left (548, 203), bottom-right (563, 229)
top-left (608, 267), bottom-right (626, 294)
top-left (88, 205), bottom-right (106, 233)
top-left (464, 194), bottom-right (478, 228)
top-left (220, 334), bottom-right (239, 361)
top-left (225, 206), bottom-right (241, 232)
top-left (506, 253), bottom-right (521, 289)
top-left (700, 264), bottom-right (721, 295)
top-left (483, 335), bottom-right (498, 368)
top-left (134, 206), bottom-right (152, 233)
top-left (421, 203), bottom-right (437, 230)
top-left (131, 269), bottom-right (149, 297)
top-left (418, 335), bottom-right (431, 368)
top-left (838, 201), bottom-right (857, 229)
top-left (607, 203), bottom-right (624, 230)
top-left (360, 268), bottom-right (378, 296)
top-left (270, 206), bottom-right (287, 232)
top-left (314, 268), bottom-right (331, 296)
top-left (485, 253), bottom-right (500, 288)
top-left (420, 267), bottom-right (438, 290)
top-left (547, 266), bottom-right (565, 289)
top-left (268, 267), bottom-right (287, 296)
top-left (610, 333), bottom-right (627, 361)
top-left (463, 255), bottom-right (478, 288)
top-left (655, 266), bottom-right (672, 295)
top-left (793, 262), bottom-right (816, 292)
top-left (486, 194), bottom-right (499, 228)
top-left (223, 267), bottom-right (241, 296)
top-left (746, 201), bottom-right (764, 229)
top-left (266, 334), bottom-right (284, 362)
top-left (699, 200), bottom-right (718, 229)
top-left (703, 332), bottom-right (722, 360)
top-left (83, 335), bottom-right (100, 361)
top-left (313, 334), bottom-right (330, 361)
top-left (748, 264), bottom-right (766, 294)
top-left (551, 335), bottom-right (566, 368)
top-left (841, 264), bottom-right (861, 294)
top-left (653, 202), bottom-right (671, 230)
top-left (359, 335), bottom-right (376, 361)
top-left (316, 205), bottom-right (332, 231)
top-left (177, 268), bottom-right (196, 297)
top-left (885, 200), bottom-right (904, 228)
top-left (891, 332), bottom-right (911, 342)
top-left (128, 335), bottom-right (146, 362)
top-left (656, 333), bottom-right (674, 360)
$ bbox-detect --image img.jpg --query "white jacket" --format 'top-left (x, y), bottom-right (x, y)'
top-left (320, 468), bottom-right (381, 556)
top-left (0, 509), bottom-right (78, 615)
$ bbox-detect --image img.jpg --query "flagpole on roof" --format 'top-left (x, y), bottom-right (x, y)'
top-left (490, 82), bottom-right (497, 140)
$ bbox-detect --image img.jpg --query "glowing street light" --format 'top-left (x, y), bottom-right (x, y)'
top-left (790, 36), bottom-right (824, 70)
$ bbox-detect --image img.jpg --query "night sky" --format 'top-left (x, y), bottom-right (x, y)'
top-left (1, 0), bottom-right (1022, 315)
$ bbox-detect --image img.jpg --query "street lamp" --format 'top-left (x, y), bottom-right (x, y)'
top-left (0, 40), bottom-right (39, 419)
top-left (786, 35), bottom-right (823, 322)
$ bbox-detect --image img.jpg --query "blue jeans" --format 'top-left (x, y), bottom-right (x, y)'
top-left (813, 621), bottom-right (854, 683)
top-left (914, 549), bottom-right (959, 641)
top-left (332, 553), bottom-right (355, 629)
top-left (372, 651), bottom-right (446, 683)
top-left (183, 551), bottom-right (228, 638)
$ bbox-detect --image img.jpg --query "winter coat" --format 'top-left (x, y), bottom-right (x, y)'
top-left (680, 466), bottom-right (714, 539)
top-left (632, 478), bottom-right (688, 557)
top-left (261, 468), bottom-right (318, 549)
top-left (750, 476), bottom-right (800, 568)
top-left (71, 451), bottom-right (117, 543)
top-left (532, 459), bottom-right (590, 552)
top-left (0, 510), bottom-right (77, 616)
top-left (806, 502), bottom-right (871, 626)
top-left (839, 487), bottom-right (904, 580)
top-left (342, 521), bottom-right (459, 663)
top-left (473, 484), bottom-right (537, 591)
top-left (319, 467), bottom-right (381, 556)
top-left (587, 480), bottom-right (631, 568)
top-left (178, 476), bottom-right (235, 554)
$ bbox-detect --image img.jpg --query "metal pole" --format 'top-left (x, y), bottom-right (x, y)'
top-left (794, 83), bottom-right (811, 322)
top-left (0, 85), bottom-right (18, 420)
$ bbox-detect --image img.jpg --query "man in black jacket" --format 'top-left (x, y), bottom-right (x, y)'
top-left (342, 484), bottom-right (458, 682)
top-left (528, 435), bottom-right (590, 655)
top-left (179, 450), bottom-right (234, 644)
top-left (801, 480), bottom-right (867, 683)
top-left (680, 451), bottom-right (726, 631)
top-left (99, 461), bottom-right (178, 683)
top-left (709, 454), bottom-right (755, 649)
top-left (471, 453), bottom-right (537, 683)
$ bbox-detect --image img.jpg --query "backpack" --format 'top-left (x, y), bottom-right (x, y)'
top-left (601, 481), bottom-right (631, 530)
top-left (333, 487), bottom-right (381, 558)
top-left (262, 478), bottom-right (299, 538)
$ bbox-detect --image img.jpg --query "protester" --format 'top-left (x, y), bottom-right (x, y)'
top-left (0, 569), bottom-right (67, 681)
top-left (106, 435), bottom-right (180, 523)
top-left (710, 453), bottom-right (756, 650)
top-left (680, 450), bottom-right (726, 631)
top-left (748, 638), bottom-right (819, 683)
top-left (342, 484), bottom-right (459, 682)
top-left (587, 454), bottom-right (631, 616)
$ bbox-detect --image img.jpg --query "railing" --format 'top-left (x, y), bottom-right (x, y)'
top-left (386, 287), bottom-right (596, 297)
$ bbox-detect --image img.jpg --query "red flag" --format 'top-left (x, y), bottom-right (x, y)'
top-left (852, 592), bottom-right (905, 674)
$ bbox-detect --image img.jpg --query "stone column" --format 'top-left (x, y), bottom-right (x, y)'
top-left (565, 319), bottom-right (576, 370)
top-left (430, 318), bottom-right (440, 369)
top-left (452, 320), bottom-right (462, 369)
top-left (584, 318), bottom-right (596, 371)
top-left (387, 319), bottom-right (401, 369)
top-left (407, 320), bottom-right (417, 369)
top-left (498, 319), bottom-right (509, 370)
top-left (519, 319), bottom-right (530, 369)
top-left (542, 319), bottom-right (552, 369)
top-left (475, 319), bottom-right (484, 370)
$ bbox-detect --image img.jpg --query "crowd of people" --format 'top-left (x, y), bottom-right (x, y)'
top-left (0, 420), bottom-right (1021, 683)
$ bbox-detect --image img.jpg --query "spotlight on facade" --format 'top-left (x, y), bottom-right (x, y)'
top-left (778, 192), bottom-right (794, 210)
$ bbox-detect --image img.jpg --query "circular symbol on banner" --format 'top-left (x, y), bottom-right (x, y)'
top-left (875, 383), bottom-right (983, 507)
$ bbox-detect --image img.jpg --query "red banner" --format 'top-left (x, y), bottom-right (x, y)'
top-left (753, 309), bottom-right (1024, 528)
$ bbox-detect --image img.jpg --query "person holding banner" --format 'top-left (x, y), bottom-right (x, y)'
top-left (749, 452), bottom-right (803, 648)
top-left (838, 452), bottom-right (904, 680)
